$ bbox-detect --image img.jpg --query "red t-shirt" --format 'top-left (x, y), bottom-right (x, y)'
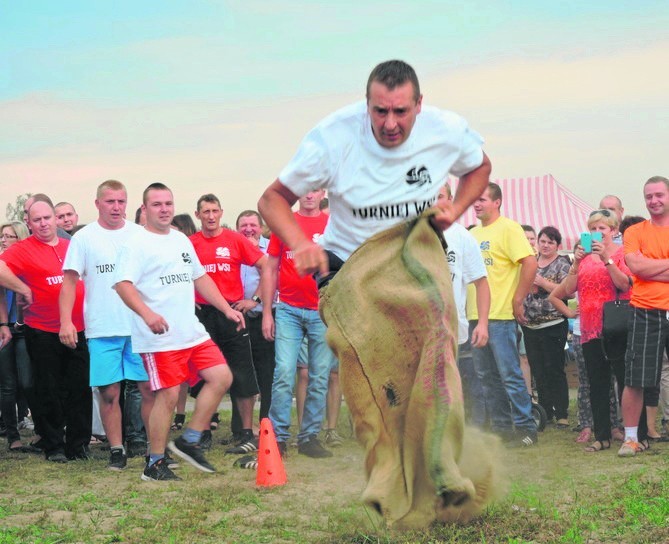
top-left (267, 212), bottom-right (329, 310)
top-left (190, 229), bottom-right (263, 304)
top-left (0, 236), bottom-right (85, 333)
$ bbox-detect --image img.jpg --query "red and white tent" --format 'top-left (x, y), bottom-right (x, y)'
top-left (452, 174), bottom-right (594, 250)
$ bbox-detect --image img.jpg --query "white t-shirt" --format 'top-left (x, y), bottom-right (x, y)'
top-left (114, 228), bottom-right (210, 353)
top-left (443, 222), bottom-right (487, 345)
top-left (63, 220), bottom-right (141, 338)
top-left (279, 101), bottom-right (484, 260)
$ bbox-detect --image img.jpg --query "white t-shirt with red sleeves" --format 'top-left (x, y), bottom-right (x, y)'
top-left (63, 220), bottom-right (142, 338)
top-left (278, 101), bottom-right (484, 261)
top-left (114, 228), bottom-right (209, 353)
top-left (190, 229), bottom-right (264, 304)
top-left (0, 236), bottom-right (85, 333)
top-left (268, 212), bottom-right (328, 311)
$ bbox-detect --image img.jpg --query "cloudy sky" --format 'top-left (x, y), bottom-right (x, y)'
top-left (2, 1), bottom-right (667, 224)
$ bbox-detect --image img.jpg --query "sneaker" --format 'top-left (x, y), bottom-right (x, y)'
top-left (67, 445), bottom-right (93, 460)
top-left (108, 448), bottom-right (127, 471)
top-left (200, 430), bottom-right (213, 451)
top-left (233, 454), bottom-right (258, 470)
top-left (141, 457), bottom-right (182, 481)
top-left (219, 432), bottom-right (243, 446)
top-left (506, 432), bottom-right (537, 448)
top-left (126, 441), bottom-right (147, 459)
top-left (225, 431), bottom-right (258, 454)
top-left (46, 451), bottom-right (68, 463)
top-left (618, 438), bottom-right (643, 457)
top-left (18, 417), bottom-right (34, 431)
top-left (298, 435), bottom-right (333, 458)
top-left (169, 436), bottom-right (216, 473)
top-left (324, 429), bottom-right (344, 447)
top-left (164, 451), bottom-right (180, 469)
top-left (277, 441), bottom-right (287, 459)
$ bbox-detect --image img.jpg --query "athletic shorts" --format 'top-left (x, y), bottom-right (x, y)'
top-left (196, 305), bottom-right (259, 398)
top-left (88, 336), bottom-right (148, 387)
top-left (624, 307), bottom-right (669, 388)
top-left (141, 338), bottom-right (225, 391)
top-left (296, 337), bottom-right (339, 372)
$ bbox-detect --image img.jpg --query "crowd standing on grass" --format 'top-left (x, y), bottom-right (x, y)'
top-left (0, 61), bottom-right (667, 503)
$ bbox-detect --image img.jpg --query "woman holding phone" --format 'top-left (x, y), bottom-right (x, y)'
top-left (548, 210), bottom-right (632, 453)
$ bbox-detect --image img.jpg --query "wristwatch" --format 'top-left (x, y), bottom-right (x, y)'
top-left (605, 258), bottom-right (614, 267)
top-left (252, 295), bottom-right (261, 304)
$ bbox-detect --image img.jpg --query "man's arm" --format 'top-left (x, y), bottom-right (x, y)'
top-left (232, 254), bottom-right (268, 314)
top-left (58, 270), bottom-right (81, 348)
top-left (114, 280), bottom-right (170, 334)
top-left (513, 255), bottom-right (538, 326)
top-left (625, 252), bottom-right (669, 281)
top-left (261, 255), bottom-right (279, 341)
top-left (0, 262), bottom-right (33, 308)
top-left (258, 179), bottom-right (328, 277)
top-left (193, 274), bottom-right (245, 331)
top-left (432, 152), bottom-right (491, 230)
top-left (470, 276), bottom-right (490, 347)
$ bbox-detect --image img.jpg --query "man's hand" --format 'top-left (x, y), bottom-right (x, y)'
top-left (262, 312), bottom-right (275, 341)
top-left (0, 326), bottom-right (11, 351)
top-left (292, 239), bottom-right (329, 278)
top-left (17, 289), bottom-right (33, 310)
top-left (223, 308), bottom-right (245, 331)
top-left (59, 322), bottom-right (79, 349)
top-left (232, 299), bottom-right (258, 314)
top-left (513, 298), bottom-right (528, 326)
top-left (144, 311), bottom-right (169, 334)
top-left (470, 322), bottom-right (488, 348)
top-left (430, 199), bottom-right (456, 231)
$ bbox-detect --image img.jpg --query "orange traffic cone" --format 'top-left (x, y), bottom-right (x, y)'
top-left (256, 418), bottom-right (287, 487)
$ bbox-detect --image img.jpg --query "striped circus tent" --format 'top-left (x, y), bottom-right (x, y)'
top-left (452, 174), bottom-right (594, 251)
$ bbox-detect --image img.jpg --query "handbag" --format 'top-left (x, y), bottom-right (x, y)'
top-left (601, 288), bottom-right (631, 361)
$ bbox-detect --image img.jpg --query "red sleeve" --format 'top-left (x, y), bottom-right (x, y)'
top-left (267, 234), bottom-right (282, 258)
top-left (237, 235), bottom-right (264, 265)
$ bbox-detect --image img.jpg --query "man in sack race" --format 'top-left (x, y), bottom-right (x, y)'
top-left (258, 59), bottom-right (505, 528)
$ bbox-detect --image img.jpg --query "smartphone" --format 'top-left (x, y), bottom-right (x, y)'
top-left (580, 232), bottom-right (592, 253)
top-left (592, 231), bottom-right (603, 243)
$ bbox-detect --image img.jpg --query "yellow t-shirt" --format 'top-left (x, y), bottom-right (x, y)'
top-left (466, 216), bottom-right (534, 320)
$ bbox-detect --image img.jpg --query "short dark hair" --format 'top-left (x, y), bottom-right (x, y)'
top-left (619, 215), bottom-right (645, 236)
top-left (366, 60), bottom-right (420, 102)
top-left (196, 193), bottom-right (221, 211)
top-left (171, 213), bottom-right (197, 236)
top-left (538, 226), bottom-right (562, 245)
top-left (487, 182), bottom-right (502, 203)
top-left (521, 224), bottom-right (535, 234)
top-left (235, 210), bottom-right (263, 229)
top-left (645, 175), bottom-right (669, 190)
top-left (142, 182), bottom-right (171, 205)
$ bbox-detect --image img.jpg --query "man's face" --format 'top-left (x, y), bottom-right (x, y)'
top-left (195, 201), bottom-right (223, 234)
top-left (298, 191), bottom-right (324, 213)
top-left (143, 189), bottom-right (175, 232)
top-left (437, 185), bottom-right (452, 204)
top-left (473, 189), bottom-right (500, 223)
top-left (524, 229), bottom-right (537, 249)
top-left (237, 214), bottom-right (262, 241)
top-left (23, 197), bottom-right (35, 225)
top-left (55, 204), bottom-right (78, 232)
top-left (367, 81), bottom-right (422, 148)
top-left (96, 189), bottom-right (127, 230)
top-left (598, 196), bottom-right (624, 222)
top-left (644, 182), bottom-right (669, 219)
top-left (27, 202), bottom-right (57, 243)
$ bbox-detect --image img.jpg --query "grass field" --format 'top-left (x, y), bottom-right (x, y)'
top-left (1, 406), bottom-right (668, 544)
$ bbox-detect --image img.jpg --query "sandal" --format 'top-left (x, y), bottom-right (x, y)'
top-left (638, 439), bottom-right (650, 452)
top-left (576, 428), bottom-right (592, 443)
top-left (584, 439), bottom-right (611, 453)
top-left (210, 412), bottom-right (220, 431)
top-left (171, 413), bottom-right (185, 431)
top-left (611, 428), bottom-right (625, 442)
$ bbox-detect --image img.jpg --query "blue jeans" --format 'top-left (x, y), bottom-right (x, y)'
top-left (470, 320), bottom-right (536, 435)
top-left (269, 303), bottom-right (336, 444)
top-left (457, 340), bottom-right (486, 427)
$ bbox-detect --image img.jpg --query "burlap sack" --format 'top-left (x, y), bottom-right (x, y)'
top-left (320, 212), bottom-right (503, 529)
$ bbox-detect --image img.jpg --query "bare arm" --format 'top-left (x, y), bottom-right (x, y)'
top-left (513, 255), bottom-right (538, 326)
top-left (470, 276), bottom-right (490, 347)
top-left (232, 254), bottom-right (268, 314)
top-left (432, 152), bottom-right (491, 231)
top-left (261, 255), bottom-right (279, 341)
top-left (194, 275), bottom-right (245, 330)
top-left (258, 179), bottom-right (328, 277)
top-left (625, 252), bottom-right (669, 281)
top-left (114, 280), bottom-right (170, 335)
top-left (547, 279), bottom-right (578, 319)
top-left (0, 262), bottom-right (33, 308)
top-left (58, 270), bottom-right (81, 348)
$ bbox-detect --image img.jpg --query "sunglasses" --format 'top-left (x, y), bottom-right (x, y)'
top-left (589, 209), bottom-right (612, 218)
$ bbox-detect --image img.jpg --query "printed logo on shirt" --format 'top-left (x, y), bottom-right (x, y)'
top-left (405, 165), bottom-right (432, 187)
top-left (46, 275), bottom-right (64, 286)
top-left (351, 197), bottom-right (436, 220)
top-left (182, 252), bottom-right (192, 264)
top-left (95, 263), bottom-right (115, 274)
top-left (479, 240), bottom-right (493, 266)
top-left (215, 247), bottom-right (230, 259)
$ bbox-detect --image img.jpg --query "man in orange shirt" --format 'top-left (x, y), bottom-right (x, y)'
top-left (620, 176), bottom-right (669, 456)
